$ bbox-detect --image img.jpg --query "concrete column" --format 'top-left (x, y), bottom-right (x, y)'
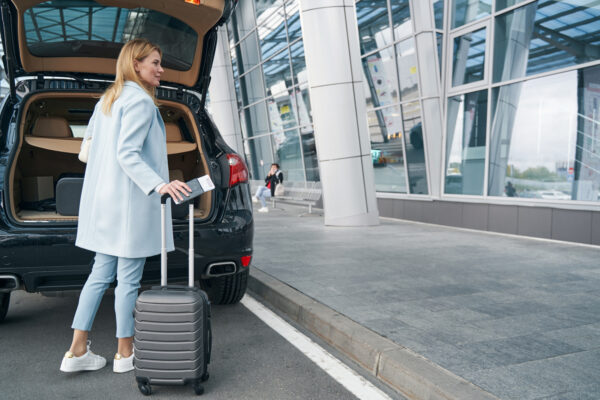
top-left (207, 28), bottom-right (244, 154)
top-left (299, 0), bottom-right (379, 226)
top-left (410, 0), bottom-right (444, 198)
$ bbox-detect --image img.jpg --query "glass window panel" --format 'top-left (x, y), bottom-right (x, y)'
top-left (368, 105), bottom-right (407, 193)
top-left (241, 100), bottom-right (271, 138)
top-left (396, 38), bottom-right (420, 101)
top-left (496, 0), bottom-right (527, 11)
top-left (292, 84), bottom-right (313, 127)
top-left (245, 135), bottom-right (275, 181)
top-left (290, 39), bottom-right (307, 89)
top-left (493, 1), bottom-right (600, 83)
top-left (241, 66), bottom-right (266, 105)
top-left (234, 79), bottom-right (242, 109)
top-left (236, 0), bottom-right (258, 39)
top-left (231, 44), bottom-right (242, 108)
top-left (257, 6), bottom-right (287, 60)
top-left (445, 90), bottom-right (488, 195)
top-left (436, 32), bottom-right (444, 76)
top-left (489, 65), bottom-right (600, 202)
top-left (263, 48), bottom-right (293, 95)
top-left (356, 0), bottom-right (393, 55)
top-left (452, 27), bottom-right (486, 86)
top-left (227, 19), bottom-right (236, 45)
top-left (362, 46), bottom-right (400, 109)
top-left (451, 0), bottom-right (491, 28)
top-left (267, 91), bottom-right (298, 132)
top-left (24, 2), bottom-right (197, 70)
top-left (231, 45), bottom-right (239, 80)
top-left (272, 129), bottom-right (305, 182)
top-left (402, 102), bottom-right (428, 194)
top-left (299, 125), bottom-right (319, 181)
top-left (239, 31), bottom-right (261, 76)
top-left (255, 0), bottom-right (284, 22)
top-left (285, 0), bottom-right (302, 42)
top-left (391, 0), bottom-right (411, 41)
top-left (433, 0), bottom-right (444, 30)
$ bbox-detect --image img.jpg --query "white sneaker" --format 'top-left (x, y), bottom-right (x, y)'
top-left (258, 207), bottom-right (268, 213)
top-left (252, 196), bottom-right (258, 203)
top-left (113, 351), bottom-right (134, 373)
top-left (60, 341), bottom-right (106, 372)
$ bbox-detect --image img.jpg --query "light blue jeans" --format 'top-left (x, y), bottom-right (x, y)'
top-left (255, 186), bottom-right (271, 207)
top-left (72, 252), bottom-right (146, 338)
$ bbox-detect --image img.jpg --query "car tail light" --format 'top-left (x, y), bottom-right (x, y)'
top-left (227, 154), bottom-right (249, 187)
top-left (184, 0), bottom-right (200, 5)
top-left (241, 255), bottom-right (252, 267)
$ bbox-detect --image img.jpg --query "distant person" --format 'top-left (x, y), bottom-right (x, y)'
top-left (505, 181), bottom-right (517, 197)
top-left (254, 163), bottom-right (283, 213)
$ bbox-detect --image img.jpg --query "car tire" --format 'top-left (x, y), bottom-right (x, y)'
top-left (0, 292), bottom-right (10, 322)
top-left (199, 268), bottom-right (248, 305)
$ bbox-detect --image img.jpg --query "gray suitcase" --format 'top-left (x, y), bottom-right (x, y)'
top-left (134, 198), bottom-right (211, 396)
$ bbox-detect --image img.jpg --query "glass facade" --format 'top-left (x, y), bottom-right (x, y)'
top-left (445, 0), bottom-right (600, 203)
top-left (224, 0), bottom-right (600, 206)
top-left (357, 0), bottom-right (429, 194)
top-left (228, 0), bottom-right (317, 183)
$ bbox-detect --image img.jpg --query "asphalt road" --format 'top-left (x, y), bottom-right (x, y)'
top-left (0, 289), bottom-right (368, 400)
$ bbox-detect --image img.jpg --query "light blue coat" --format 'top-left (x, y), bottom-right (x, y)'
top-left (76, 81), bottom-right (174, 258)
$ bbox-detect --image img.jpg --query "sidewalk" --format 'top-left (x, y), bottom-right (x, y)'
top-left (248, 204), bottom-right (600, 400)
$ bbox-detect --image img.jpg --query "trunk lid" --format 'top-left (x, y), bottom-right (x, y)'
top-left (0, 0), bottom-right (238, 102)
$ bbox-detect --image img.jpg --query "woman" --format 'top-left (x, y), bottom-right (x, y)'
top-left (59, 38), bottom-right (191, 374)
top-left (254, 163), bottom-right (283, 213)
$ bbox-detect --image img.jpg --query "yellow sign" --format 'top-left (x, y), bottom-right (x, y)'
top-left (410, 66), bottom-right (417, 74)
top-left (280, 105), bottom-right (291, 114)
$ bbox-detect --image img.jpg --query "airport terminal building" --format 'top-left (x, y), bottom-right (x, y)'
top-left (205, 0), bottom-right (600, 244)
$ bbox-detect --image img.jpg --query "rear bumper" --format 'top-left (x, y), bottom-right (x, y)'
top-left (0, 216), bottom-right (253, 292)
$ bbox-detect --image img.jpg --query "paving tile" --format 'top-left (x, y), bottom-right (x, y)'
top-left (456, 334), bottom-right (583, 368)
top-left (493, 353), bottom-right (600, 399)
top-left (463, 366), bottom-right (544, 400)
top-left (467, 300), bottom-right (553, 318)
top-left (541, 323), bottom-right (600, 350)
top-left (470, 313), bottom-right (578, 338)
top-left (538, 384), bottom-right (600, 400)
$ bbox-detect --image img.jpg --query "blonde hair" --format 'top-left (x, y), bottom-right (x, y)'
top-left (101, 38), bottom-right (163, 115)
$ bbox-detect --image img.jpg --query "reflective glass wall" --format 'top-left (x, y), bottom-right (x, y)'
top-left (357, 0), bottom-right (443, 194)
top-left (356, 0), bottom-right (428, 194)
top-left (226, 0), bottom-right (600, 206)
top-left (227, 0), bottom-right (316, 183)
top-left (445, 0), bottom-right (600, 203)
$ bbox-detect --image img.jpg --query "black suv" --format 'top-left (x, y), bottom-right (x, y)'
top-left (0, 0), bottom-right (252, 322)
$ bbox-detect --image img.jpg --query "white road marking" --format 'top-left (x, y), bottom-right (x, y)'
top-left (241, 295), bottom-right (393, 400)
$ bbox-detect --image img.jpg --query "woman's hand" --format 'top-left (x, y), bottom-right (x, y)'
top-left (158, 180), bottom-right (192, 203)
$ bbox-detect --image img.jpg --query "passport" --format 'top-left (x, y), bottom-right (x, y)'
top-left (170, 175), bottom-right (215, 205)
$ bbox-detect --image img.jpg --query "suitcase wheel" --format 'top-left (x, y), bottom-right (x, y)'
top-left (201, 372), bottom-right (210, 382)
top-left (138, 382), bottom-right (152, 396)
top-left (193, 381), bottom-right (204, 396)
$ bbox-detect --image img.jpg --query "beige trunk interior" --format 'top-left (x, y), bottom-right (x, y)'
top-left (10, 92), bottom-right (212, 222)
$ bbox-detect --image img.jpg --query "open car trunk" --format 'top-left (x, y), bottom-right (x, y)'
top-left (9, 91), bottom-right (213, 223)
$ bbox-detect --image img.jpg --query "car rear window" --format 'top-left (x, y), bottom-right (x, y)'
top-left (24, 0), bottom-right (198, 71)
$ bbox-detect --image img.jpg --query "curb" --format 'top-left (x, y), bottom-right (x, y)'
top-left (248, 267), bottom-right (499, 400)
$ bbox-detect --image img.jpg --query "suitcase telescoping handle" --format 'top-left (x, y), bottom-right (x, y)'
top-left (160, 194), bottom-right (195, 288)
